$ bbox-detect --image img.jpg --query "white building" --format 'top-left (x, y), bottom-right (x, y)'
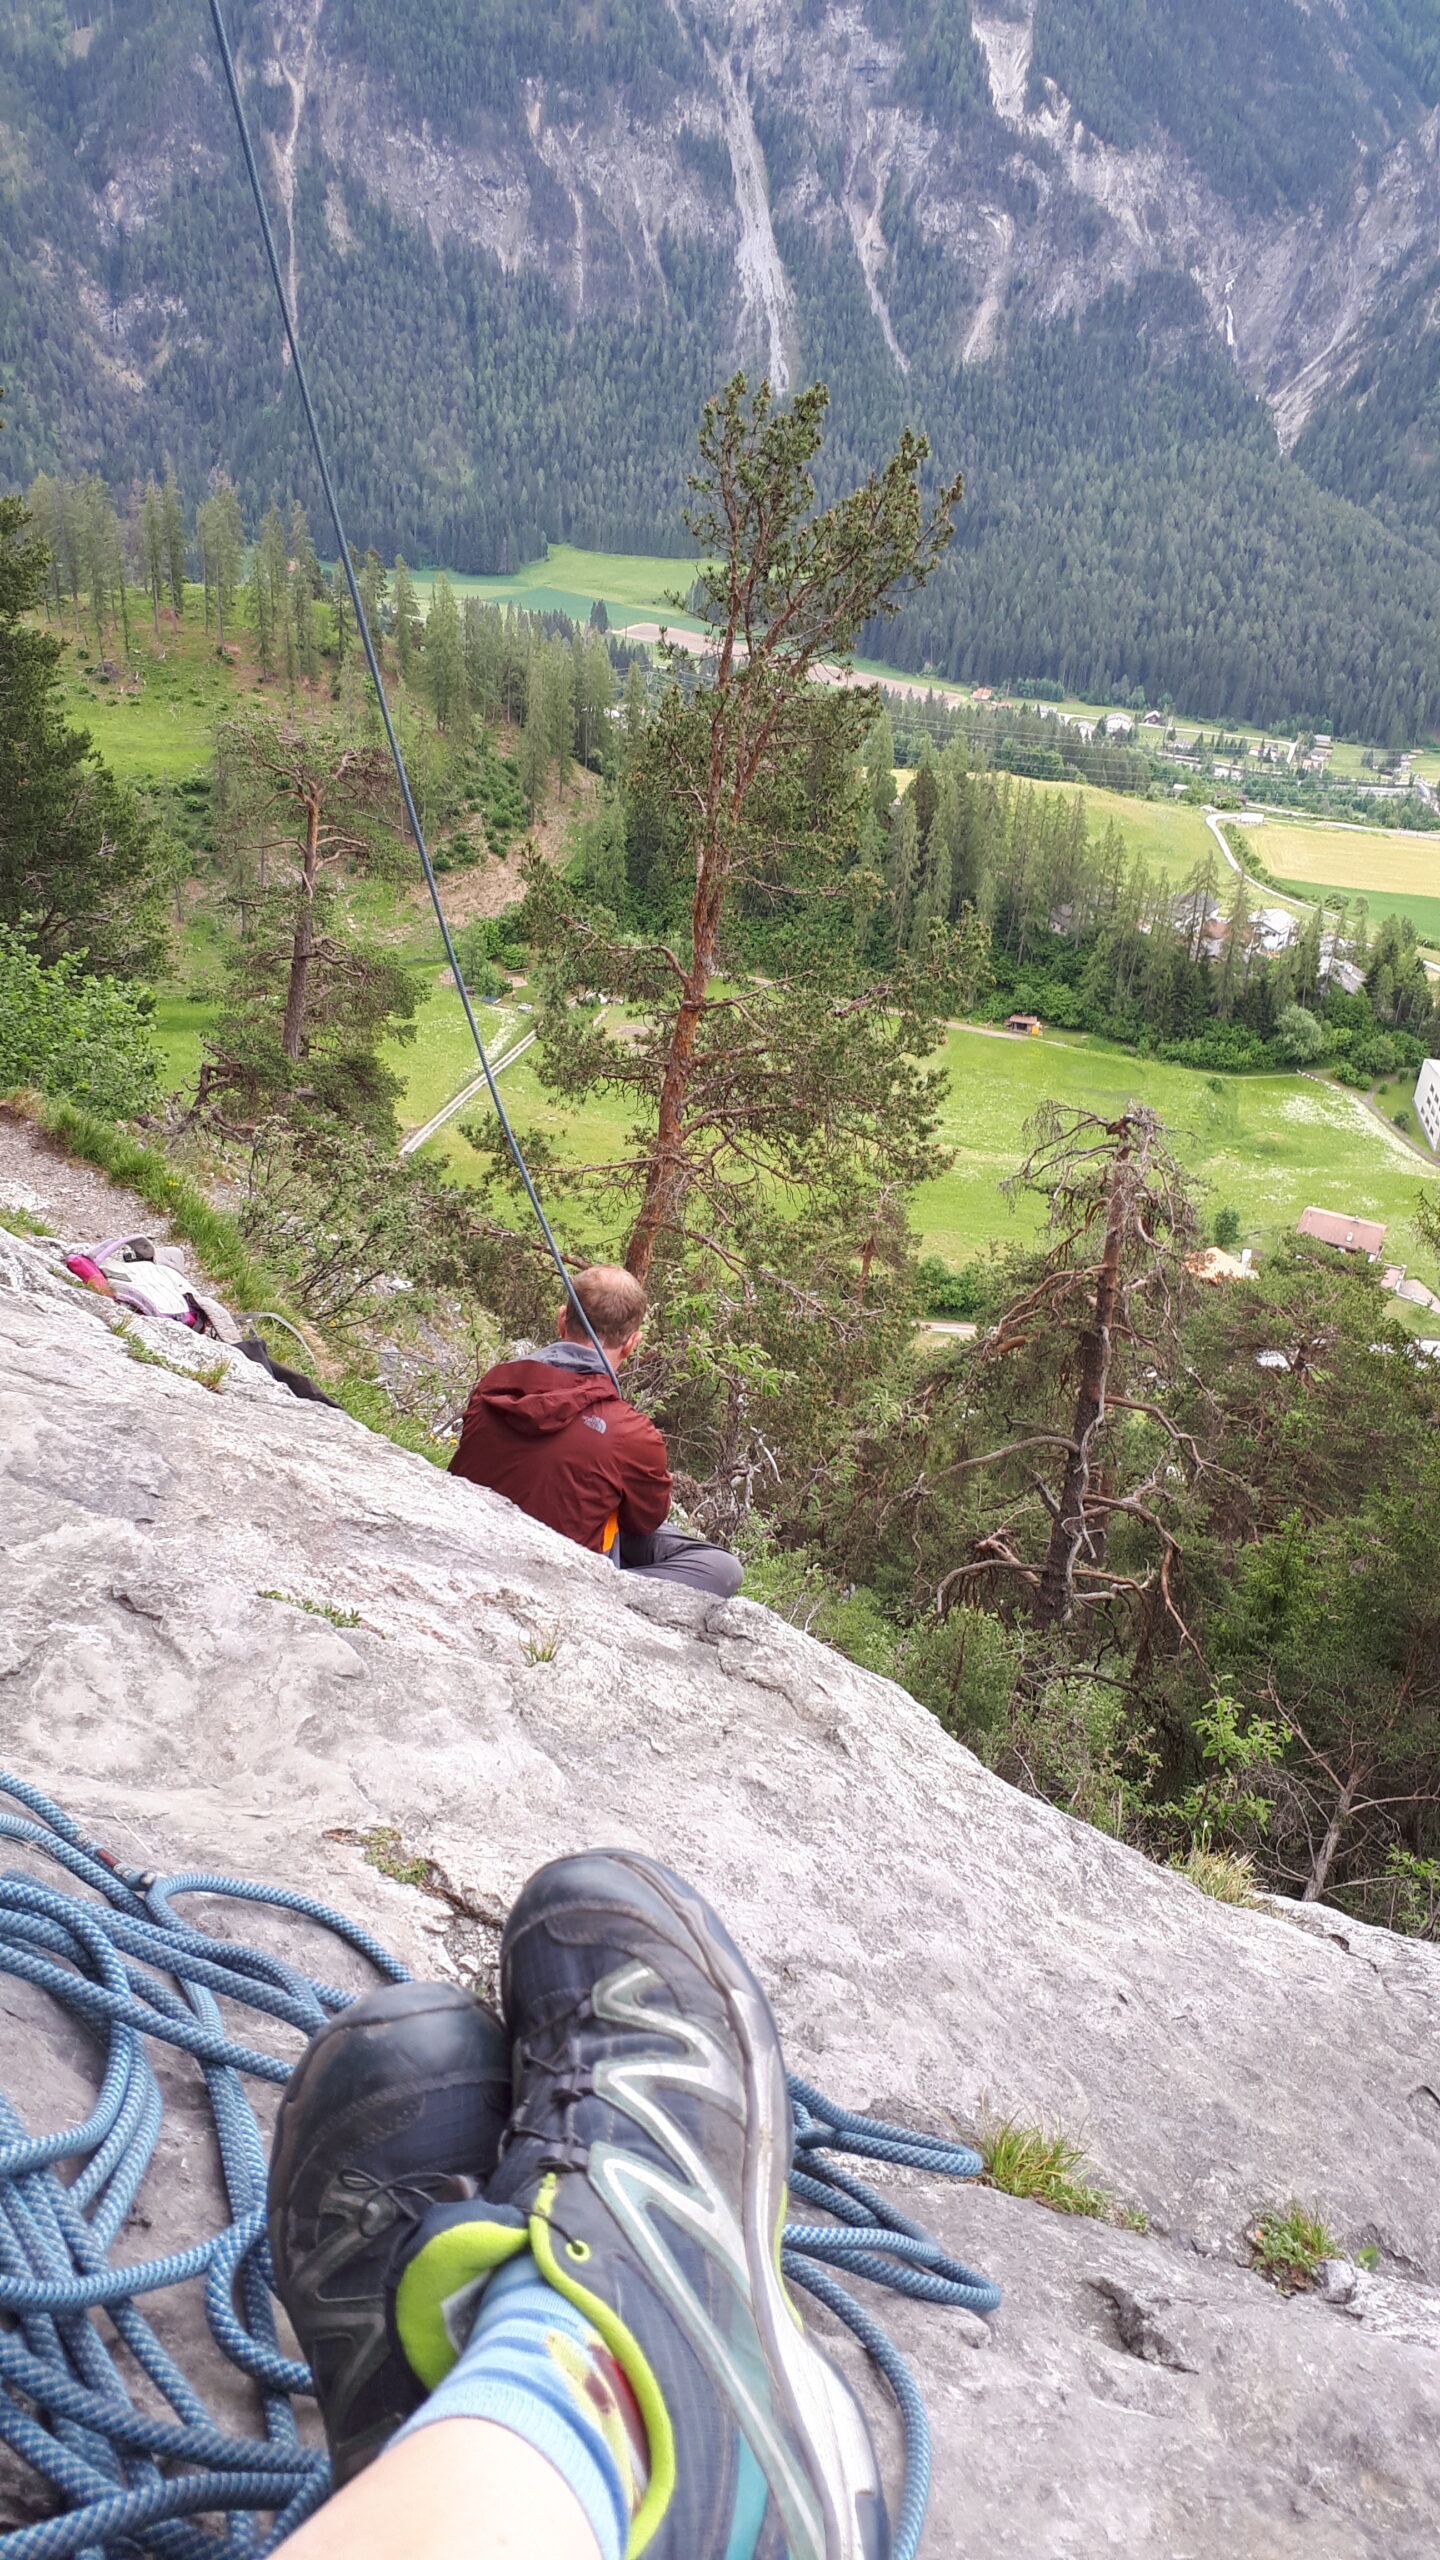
top-left (1416, 1058), bottom-right (1440, 1151)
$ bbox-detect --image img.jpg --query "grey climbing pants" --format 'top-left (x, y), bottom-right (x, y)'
top-left (617, 1527), bottom-right (744, 1598)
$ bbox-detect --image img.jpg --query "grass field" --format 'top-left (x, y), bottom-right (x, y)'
top-left (50, 597), bottom-right (265, 780)
top-left (387, 982), bottom-right (521, 1129)
top-left (1247, 816), bottom-right (1440, 945)
top-left (397, 1009), bottom-right (1440, 1291)
top-left (411, 545), bottom-right (705, 633)
top-left (913, 1028), bottom-right (1440, 1282)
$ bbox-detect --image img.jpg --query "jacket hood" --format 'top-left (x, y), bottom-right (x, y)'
top-left (475, 1357), bottom-right (618, 1439)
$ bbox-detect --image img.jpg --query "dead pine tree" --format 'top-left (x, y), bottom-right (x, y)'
top-left (941, 1103), bottom-right (1203, 1641)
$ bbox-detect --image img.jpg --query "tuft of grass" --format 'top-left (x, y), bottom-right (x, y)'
top-left (354, 1824), bottom-right (436, 1890)
top-left (520, 1628), bottom-right (561, 1665)
top-left (1171, 1843), bottom-right (1257, 1904)
top-left (0, 1203), bottom-right (49, 1238)
top-left (1248, 2202), bottom-right (1338, 2293)
top-left (257, 1588), bottom-right (365, 1631)
top-left (978, 2113), bottom-right (1110, 2218)
top-left (116, 1318), bottom-right (182, 1374)
top-left (114, 1316), bottom-right (227, 1393)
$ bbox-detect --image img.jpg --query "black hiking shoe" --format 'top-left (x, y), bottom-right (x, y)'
top-left (395, 1852), bottom-right (888, 2559)
top-left (267, 1980), bottom-right (511, 2488)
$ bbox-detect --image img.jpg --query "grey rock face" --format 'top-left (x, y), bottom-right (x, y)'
top-left (3, 1240), bottom-right (1440, 2554)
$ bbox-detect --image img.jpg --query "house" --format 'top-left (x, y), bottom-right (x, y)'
top-left (1415, 1059), bottom-right (1440, 1151)
top-left (1105, 713), bottom-right (1134, 738)
top-left (1297, 1206), bottom-right (1386, 1260)
top-left (971, 686), bottom-right (994, 702)
top-left (1004, 1013), bottom-right (1043, 1037)
top-left (1141, 709), bottom-right (1165, 728)
top-left (1253, 907), bottom-right (1297, 953)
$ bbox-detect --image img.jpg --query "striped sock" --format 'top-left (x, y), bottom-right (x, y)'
top-left (393, 2250), bottom-right (647, 2560)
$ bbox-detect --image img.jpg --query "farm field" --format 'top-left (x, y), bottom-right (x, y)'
top-left (411, 546), bottom-right (705, 632)
top-left (1248, 816), bottom-right (1440, 946)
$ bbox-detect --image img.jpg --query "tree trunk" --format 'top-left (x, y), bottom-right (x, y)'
top-left (281, 791), bottom-right (322, 1063)
top-left (1032, 1141), bottom-right (1129, 1628)
top-left (625, 973), bottom-right (706, 1283)
top-left (1302, 1769), bottom-right (1359, 1902)
top-left (624, 863), bottom-right (725, 1283)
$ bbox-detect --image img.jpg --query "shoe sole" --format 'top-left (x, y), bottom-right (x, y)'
top-left (572, 1853), bottom-right (888, 2560)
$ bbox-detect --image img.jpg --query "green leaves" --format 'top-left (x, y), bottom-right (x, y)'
top-left (0, 924), bottom-right (160, 1119)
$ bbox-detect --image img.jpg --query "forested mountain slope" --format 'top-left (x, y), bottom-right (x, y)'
top-left (3, 0), bottom-right (1439, 732)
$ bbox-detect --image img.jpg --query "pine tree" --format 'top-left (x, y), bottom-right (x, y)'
top-left (424, 573), bottom-right (464, 729)
top-left (359, 550), bottom-right (389, 655)
top-left (581, 794), bottom-right (628, 909)
top-left (161, 463), bottom-right (187, 619)
top-left (1, 436), bottom-right (171, 977)
top-left (390, 556), bottom-right (418, 679)
top-left (139, 480), bottom-right (166, 633)
top-left (867, 709), bottom-right (897, 821)
top-left (887, 789), bottom-right (919, 948)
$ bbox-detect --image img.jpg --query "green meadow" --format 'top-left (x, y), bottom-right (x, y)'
top-left (392, 1009), bottom-right (1440, 1293)
top-left (915, 1027), bottom-right (1440, 1282)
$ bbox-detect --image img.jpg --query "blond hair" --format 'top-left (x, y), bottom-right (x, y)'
top-left (566, 1263), bottom-right (647, 1347)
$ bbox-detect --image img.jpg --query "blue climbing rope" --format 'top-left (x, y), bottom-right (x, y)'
top-left (202, 0), bottom-right (620, 1397)
top-left (0, 1771), bottom-right (997, 2560)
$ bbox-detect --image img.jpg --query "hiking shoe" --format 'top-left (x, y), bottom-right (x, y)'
top-left (399, 1851), bottom-right (888, 2558)
top-left (267, 1980), bottom-right (511, 2487)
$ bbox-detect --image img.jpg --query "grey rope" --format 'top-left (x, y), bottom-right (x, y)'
top-left (203, 0), bottom-right (619, 1393)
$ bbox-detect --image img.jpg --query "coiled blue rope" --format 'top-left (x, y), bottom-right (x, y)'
top-left (0, 1772), bottom-right (996, 2560)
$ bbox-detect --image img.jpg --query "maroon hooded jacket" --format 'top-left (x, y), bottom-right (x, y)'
top-left (448, 1341), bottom-right (671, 1554)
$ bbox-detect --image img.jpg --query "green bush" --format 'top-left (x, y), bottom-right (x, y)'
top-left (1213, 1205), bottom-right (1241, 1252)
top-left (0, 926), bottom-right (159, 1119)
top-left (1274, 1003), bottom-right (1326, 1066)
top-left (916, 1252), bottom-right (999, 1319)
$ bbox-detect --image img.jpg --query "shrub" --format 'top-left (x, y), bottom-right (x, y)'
top-left (1274, 1003), bottom-right (1326, 1066)
top-left (0, 925), bottom-right (159, 1119)
top-left (1213, 1205), bottom-right (1241, 1252)
top-left (915, 1252), bottom-right (998, 1319)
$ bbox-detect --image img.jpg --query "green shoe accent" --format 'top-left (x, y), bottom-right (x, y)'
top-left (528, 2171), bottom-right (678, 2558)
top-left (395, 2218), bottom-right (530, 2389)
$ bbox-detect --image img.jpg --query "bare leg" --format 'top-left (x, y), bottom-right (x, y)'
top-left (280, 2420), bottom-right (602, 2560)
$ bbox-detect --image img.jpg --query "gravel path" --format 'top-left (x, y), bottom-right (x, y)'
top-left (0, 1112), bottom-right (176, 1252)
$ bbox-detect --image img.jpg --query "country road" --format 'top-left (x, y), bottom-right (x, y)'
top-left (397, 1029), bottom-right (537, 1156)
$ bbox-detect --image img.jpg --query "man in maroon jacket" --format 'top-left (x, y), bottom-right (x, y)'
top-left (449, 1264), bottom-right (743, 1597)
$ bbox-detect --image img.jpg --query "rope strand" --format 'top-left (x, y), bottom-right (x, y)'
top-left (203, 0), bottom-right (620, 1394)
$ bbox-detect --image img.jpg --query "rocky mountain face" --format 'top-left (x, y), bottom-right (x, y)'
top-left (5, 1139), bottom-right (1440, 2551)
top-left (3, 0), bottom-right (1439, 721)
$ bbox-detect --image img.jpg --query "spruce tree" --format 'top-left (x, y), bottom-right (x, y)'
top-left (424, 573), bottom-right (464, 729)
top-left (161, 463), bottom-right (187, 618)
top-left (390, 556), bottom-right (418, 679)
top-left (0, 426), bottom-right (170, 977)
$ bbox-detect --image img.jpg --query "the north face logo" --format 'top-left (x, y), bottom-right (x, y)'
top-left (581, 1413), bottom-right (607, 1434)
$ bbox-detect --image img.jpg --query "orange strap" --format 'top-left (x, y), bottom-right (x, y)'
top-left (600, 1512), bottom-right (620, 1555)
